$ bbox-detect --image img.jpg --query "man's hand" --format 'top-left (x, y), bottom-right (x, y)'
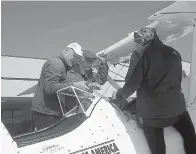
top-left (88, 82), bottom-right (101, 90)
top-left (98, 53), bottom-right (107, 63)
top-left (73, 81), bottom-right (89, 91)
top-left (92, 53), bottom-right (107, 67)
top-left (112, 91), bottom-right (117, 100)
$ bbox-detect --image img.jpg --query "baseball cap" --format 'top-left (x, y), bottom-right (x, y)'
top-left (67, 42), bottom-right (83, 57)
top-left (83, 50), bottom-right (98, 64)
top-left (83, 50), bottom-right (97, 59)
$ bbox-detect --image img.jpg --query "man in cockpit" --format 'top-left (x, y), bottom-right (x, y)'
top-left (112, 27), bottom-right (196, 154)
top-left (32, 42), bottom-right (108, 130)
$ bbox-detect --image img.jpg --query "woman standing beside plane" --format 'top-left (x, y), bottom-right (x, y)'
top-left (112, 27), bottom-right (196, 154)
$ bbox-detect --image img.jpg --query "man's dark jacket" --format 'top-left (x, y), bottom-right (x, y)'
top-left (32, 56), bottom-right (108, 116)
top-left (116, 35), bottom-right (186, 121)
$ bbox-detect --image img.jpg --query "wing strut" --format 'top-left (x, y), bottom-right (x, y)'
top-left (188, 19), bottom-right (196, 105)
top-left (107, 75), bottom-right (121, 90)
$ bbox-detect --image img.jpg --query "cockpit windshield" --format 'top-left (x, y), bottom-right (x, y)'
top-left (57, 86), bottom-right (102, 117)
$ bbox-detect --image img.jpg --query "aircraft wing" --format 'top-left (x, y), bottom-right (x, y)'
top-left (1, 56), bottom-right (45, 98)
top-left (96, 1), bottom-right (196, 64)
top-left (98, 0), bottom-right (196, 103)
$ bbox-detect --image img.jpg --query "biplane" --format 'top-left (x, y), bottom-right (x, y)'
top-left (1, 1), bottom-right (196, 154)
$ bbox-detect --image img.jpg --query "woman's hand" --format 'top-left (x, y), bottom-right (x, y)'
top-left (112, 91), bottom-right (117, 100)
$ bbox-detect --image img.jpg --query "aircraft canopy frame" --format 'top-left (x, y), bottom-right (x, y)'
top-left (57, 86), bottom-right (102, 118)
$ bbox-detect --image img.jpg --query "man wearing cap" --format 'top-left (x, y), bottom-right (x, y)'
top-left (32, 43), bottom-right (108, 130)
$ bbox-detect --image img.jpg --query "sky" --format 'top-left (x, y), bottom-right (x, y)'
top-left (1, 1), bottom-right (174, 59)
